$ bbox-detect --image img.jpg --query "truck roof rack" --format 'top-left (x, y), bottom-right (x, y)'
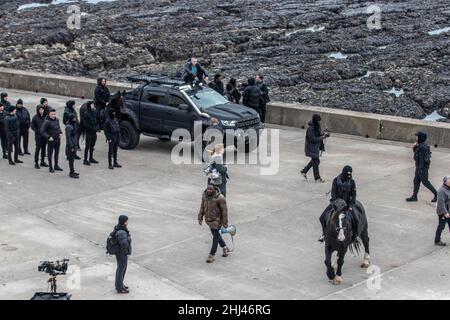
top-left (126, 74), bottom-right (186, 87)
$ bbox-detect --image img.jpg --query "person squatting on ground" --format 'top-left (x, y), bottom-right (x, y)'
top-left (82, 101), bottom-right (100, 166)
top-left (183, 56), bottom-right (209, 84)
top-left (65, 114), bottom-right (80, 179)
top-left (256, 74), bottom-right (270, 124)
top-left (4, 105), bottom-right (23, 165)
top-left (198, 184), bottom-right (230, 264)
top-left (104, 108), bottom-right (122, 170)
top-left (318, 166), bottom-right (357, 242)
top-left (114, 215), bottom-right (132, 294)
top-left (31, 105), bottom-right (48, 169)
top-left (242, 78), bottom-right (262, 119)
top-left (63, 100), bottom-right (81, 159)
top-left (40, 108), bottom-right (63, 173)
top-left (300, 114), bottom-right (329, 183)
top-left (15, 99), bottom-right (31, 156)
top-left (0, 104), bottom-right (7, 159)
top-left (406, 131), bottom-right (437, 203)
top-left (434, 176), bottom-right (450, 246)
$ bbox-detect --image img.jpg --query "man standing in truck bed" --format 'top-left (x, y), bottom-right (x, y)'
top-left (182, 56), bottom-right (209, 84)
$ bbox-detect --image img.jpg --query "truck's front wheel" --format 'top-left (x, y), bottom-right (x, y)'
top-left (119, 121), bottom-right (140, 150)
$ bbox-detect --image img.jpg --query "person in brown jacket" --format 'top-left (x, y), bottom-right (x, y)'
top-left (198, 184), bottom-right (230, 263)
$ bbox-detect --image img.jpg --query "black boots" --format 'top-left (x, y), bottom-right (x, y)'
top-left (406, 196), bottom-right (418, 202)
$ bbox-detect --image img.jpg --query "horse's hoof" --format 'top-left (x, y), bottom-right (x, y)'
top-left (361, 262), bottom-right (370, 269)
top-left (332, 276), bottom-right (342, 285)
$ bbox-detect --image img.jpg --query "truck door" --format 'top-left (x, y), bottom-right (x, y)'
top-left (139, 89), bottom-right (167, 134)
top-left (161, 94), bottom-right (195, 136)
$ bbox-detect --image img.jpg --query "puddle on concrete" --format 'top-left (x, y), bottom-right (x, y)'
top-left (428, 27), bottom-right (450, 36)
top-left (384, 87), bottom-right (404, 97)
top-left (328, 52), bottom-right (348, 59)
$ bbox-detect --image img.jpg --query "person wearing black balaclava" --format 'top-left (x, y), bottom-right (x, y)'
top-left (300, 114), bottom-right (329, 183)
top-left (406, 131), bottom-right (438, 203)
top-left (4, 106), bottom-right (23, 165)
top-left (82, 102), bottom-right (100, 166)
top-left (65, 114), bottom-right (80, 179)
top-left (15, 99), bottom-right (31, 156)
top-left (0, 103), bottom-right (7, 159)
top-left (31, 105), bottom-right (48, 169)
top-left (40, 108), bottom-right (63, 173)
top-left (63, 100), bottom-right (81, 160)
top-left (94, 77), bottom-right (110, 111)
top-left (318, 166), bottom-right (357, 242)
top-left (104, 108), bottom-right (122, 170)
top-left (114, 215), bottom-right (132, 294)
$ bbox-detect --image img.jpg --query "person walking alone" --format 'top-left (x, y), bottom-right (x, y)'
top-left (434, 176), bottom-right (450, 246)
top-left (300, 114), bottom-right (329, 183)
top-left (198, 184), bottom-right (230, 264)
top-left (406, 131), bottom-right (437, 203)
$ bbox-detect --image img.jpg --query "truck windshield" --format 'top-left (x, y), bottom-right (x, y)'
top-left (186, 89), bottom-right (229, 109)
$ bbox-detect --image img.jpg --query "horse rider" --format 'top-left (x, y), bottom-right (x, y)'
top-left (319, 165), bottom-right (358, 242)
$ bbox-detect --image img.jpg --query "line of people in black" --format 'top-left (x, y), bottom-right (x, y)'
top-left (0, 79), bottom-right (122, 178)
top-left (182, 56), bottom-right (270, 123)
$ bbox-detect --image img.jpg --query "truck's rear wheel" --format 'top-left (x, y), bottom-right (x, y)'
top-left (119, 121), bottom-right (140, 150)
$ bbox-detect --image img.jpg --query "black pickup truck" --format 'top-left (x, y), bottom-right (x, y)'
top-left (118, 75), bottom-right (264, 154)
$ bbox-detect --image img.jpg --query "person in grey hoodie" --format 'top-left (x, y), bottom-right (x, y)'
top-left (434, 176), bottom-right (450, 246)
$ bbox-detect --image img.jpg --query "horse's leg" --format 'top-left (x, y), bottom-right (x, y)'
top-left (361, 228), bottom-right (371, 268)
top-left (324, 245), bottom-right (335, 281)
top-left (332, 247), bottom-right (347, 285)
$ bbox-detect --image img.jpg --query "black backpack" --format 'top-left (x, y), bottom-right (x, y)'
top-left (106, 230), bottom-right (119, 255)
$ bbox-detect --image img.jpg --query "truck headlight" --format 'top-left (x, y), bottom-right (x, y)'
top-left (221, 120), bottom-right (237, 127)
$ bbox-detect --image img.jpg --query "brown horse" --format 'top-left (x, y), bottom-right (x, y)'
top-left (324, 198), bottom-right (370, 285)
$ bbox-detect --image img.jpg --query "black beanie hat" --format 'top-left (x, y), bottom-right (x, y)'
top-left (118, 215), bottom-right (128, 226)
top-left (248, 78), bottom-right (256, 86)
top-left (16, 99), bottom-right (23, 105)
top-left (312, 114), bottom-right (322, 123)
top-left (416, 131), bottom-right (427, 144)
top-left (1, 93), bottom-right (7, 100)
top-left (40, 98), bottom-right (48, 105)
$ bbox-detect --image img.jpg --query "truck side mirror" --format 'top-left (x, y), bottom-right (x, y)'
top-left (178, 104), bottom-right (189, 111)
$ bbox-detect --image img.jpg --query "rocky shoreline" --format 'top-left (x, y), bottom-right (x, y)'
top-left (0, 0), bottom-right (449, 119)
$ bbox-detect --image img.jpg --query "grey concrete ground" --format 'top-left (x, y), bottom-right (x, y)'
top-left (1, 88), bottom-right (450, 300)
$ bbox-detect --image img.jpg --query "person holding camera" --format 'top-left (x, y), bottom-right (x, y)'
top-left (300, 114), bottom-right (329, 183)
top-left (198, 184), bottom-right (230, 264)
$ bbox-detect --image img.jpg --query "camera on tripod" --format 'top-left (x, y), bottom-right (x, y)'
top-left (38, 259), bottom-right (69, 276)
top-left (31, 259), bottom-right (71, 300)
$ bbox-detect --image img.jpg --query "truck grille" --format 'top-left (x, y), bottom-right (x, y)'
top-left (236, 117), bottom-right (260, 129)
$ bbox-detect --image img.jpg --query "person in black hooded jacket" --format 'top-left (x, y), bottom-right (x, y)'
top-left (31, 105), bottom-right (48, 169)
top-left (63, 100), bottom-right (81, 159)
top-left (1, 93), bottom-right (12, 110)
top-left (209, 74), bottom-right (224, 95)
top-left (65, 114), bottom-right (80, 179)
top-left (229, 78), bottom-right (241, 104)
top-left (40, 108), bottom-right (63, 173)
top-left (406, 131), bottom-right (438, 202)
top-left (0, 103), bottom-right (7, 159)
top-left (4, 106), bottom-right (23, 165)
top-left (82, 102), bottom-right (100, 165)
top-left (104, 108), bottom-right (122, 170)
top-left (94, 78), bottom-right (110, 111)
top-left (114, 215), bottom-right (132, 294)
top-left (300, 114), bottom-right (329, 183)
top-left (182, 56), bottom-right (209, 84)
top-left (318, 165), bottom-right (357, 242)
top-left (15, 99), bottom-right (31, 156)
top-left (242, 78), bottom-right (262, 117)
